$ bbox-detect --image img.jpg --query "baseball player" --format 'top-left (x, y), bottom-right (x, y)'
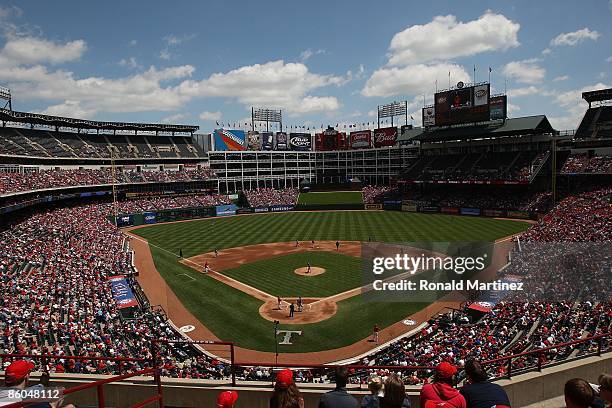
top-left (289, 303), bottom-right (295, 318)
top-left (297, 296), bottom-right (303, 312)
top-left (335, 240), bottom-right (340, 251)
top-left (179, 248), bottom-right (183, 258)
top-left (214, 249), bottom-right (219, 258)
top-left (203, 261), bottom-right (210, 274)
top-left (295, 240), bottom-right (300, 247)
top-left (311, 239), bottom-right (315, 249)
top-left (277, 296), bottom-right (282, 310)
top-left (372, 324), bottom-right (380, 343)
top-left (307, 261), bottom-right (311, 274)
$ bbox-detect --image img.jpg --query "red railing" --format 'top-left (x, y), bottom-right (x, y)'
top-left (0, 332), bottom-right (609, 407)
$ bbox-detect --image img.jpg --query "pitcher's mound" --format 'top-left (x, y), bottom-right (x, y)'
top-left (294, 267), bottom-right (325, 276)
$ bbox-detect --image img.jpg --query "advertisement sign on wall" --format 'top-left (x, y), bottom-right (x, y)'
top-left (213, 129), bottom-right (247, 151)
top-left (261, 132), bottom-right (273, 150)
top-left (350, 130), bottom-right (372, 149)
top-left (422, 106), bottom-right (435, 127)
top-left (373, 127), bottom-right (398, 148)
top-left (270, 205), bottom-right (294, 212)
top-left (247, 131), bottom-right (261, 150)
top-left (275, 132), bottom-right (288, 150)
top-left (460, 207), bottom-right (481, 216)
top-left (143, 212), bottom-right (157, 224)
top-left (289, 133), bottom-right (312, 151)
top-left (215, 204), bottom-right (237, 216)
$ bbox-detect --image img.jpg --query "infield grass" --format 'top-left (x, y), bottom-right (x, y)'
top-left (133, 211), bottom-right (530, 352)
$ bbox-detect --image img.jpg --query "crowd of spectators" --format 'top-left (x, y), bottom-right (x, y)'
top-left (562, 153), bottom-right (612, 174)
top-left (362, 185), bottom-right (395, 204)
top-left (0, 168), bottom-right (218, 195)
top-left (244, 188), bottom-right (299, 207)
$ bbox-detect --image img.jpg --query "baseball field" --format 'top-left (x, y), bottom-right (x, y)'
top-left (129, 210), bottom-right (531, 358)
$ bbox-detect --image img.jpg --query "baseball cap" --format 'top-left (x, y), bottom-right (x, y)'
top-left (436, 362), bottom-right (457, 379)
top-left (5, 360), bottom-right (35, 384)
top-left (217, 390), bottom-right (238, 408)
top-left (275, 369), bottom-right (294, 389)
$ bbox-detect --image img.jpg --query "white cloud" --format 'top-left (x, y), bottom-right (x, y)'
top-left (607, 56), bottom-right (612, 62)
top-left (506, 86), bottom-right (540, 97)
top-left (161, 113), bottom-right (186, 123)
top-left (179, 60), bottom-right (343, 115)
top-left (0, 37), bottom-right (86, 66)
top-left (199, 110), bottom-right (222, 121)
top-left (507, 103), bottom-right (520, 116)
top-left (128, 39), bottom-right (137, 47)
top-left (553, 75), bottom-right (569, 82)
top-left (548, 82), bottom-right (610, 130)
top-left (39, 100), bottom-right (97, 119)
top-left (163, 33), bottom-right (195, 46)
top-left (118, 57), bottom-right (142, 70)
top-left (388, 11), bottom-right (520, 65)
top-left (542, 48), bottom-right (552, 55)
top-left (502, 59), bottom-right (545, 84)
top-left (362, 63), bottom-right (470, 98)
top-left (299, 49), bottom-right (326, 61)
top-left (550, 28), bottom-right (600, 47)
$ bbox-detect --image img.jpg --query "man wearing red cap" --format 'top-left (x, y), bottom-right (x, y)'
top-left (419, 362), bottom-right (466, 408)
top-left (217, 390), bottom-right (238, 408)
top-left (0, 360), bottom-right (74, 408)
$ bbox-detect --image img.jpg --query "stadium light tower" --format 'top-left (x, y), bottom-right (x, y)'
top-left (252, 107), bottom-right (283, 132)
top-left (377, 101), bottom-right (408, 128)
top-left (0, 85), bottom-right (12, 111)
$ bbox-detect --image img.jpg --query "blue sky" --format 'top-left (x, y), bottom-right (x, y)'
top-left (0, 0), bottom-right (610, 132)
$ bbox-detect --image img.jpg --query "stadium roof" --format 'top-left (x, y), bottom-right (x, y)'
top-left (0, 108), bottom-right (199, 133)
top-left (582, 88), bottom-right (612, 104)
top-left (406, 115), bottom-right (555, 143)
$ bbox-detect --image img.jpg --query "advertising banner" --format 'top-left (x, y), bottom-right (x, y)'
top-left (441, 207), bottom-right (460, 214)
top-left (350, 130), bottom-right (372, 149)
top-left (270, 205), bottom-right (294, 212)
top-left (215, 204), bottom-right (237, 216)
top-left (364, 203), bottom-right (383, 210)
top-left (401, 204), bottom-right (418, 212)
top-left (421, 206), bottom-right (440, 213)
top-left (254, 207), bottom-right (270, 213)
top-left (236, 208), bottom-right (255, 214)
top-left (213, 129), bottom-right (247, 151)
top-left (261, 132), bottom-right (273, 150)
top-left (323, 129), bottom-right (338, 151)
top-left (275, 132), bottom-right (288, 150)
top-left (422, 106), bottom-right (435, 127)
top-left (473, 84), bottom-right (489, 106)
top-left (247, 131), bottom-right (261, 150)
top-left (143, 212), bottom-right (157, 224)
top-left (490, 95), bottom-right (507, 121)
top-left (483, 209), bottom-right (505, 217)
top-left (506, 210), bottom-right (530, 219)
top-left (460, 207), bottom-right (481, 216)
top-left (289, 133), bottom-right (312, 151)
top-left (108, 275), bottom-right (139, 309)
top-left (373, 127), bottom-right (398, 148)
top-left (115, 215), bottom-right (133, 227)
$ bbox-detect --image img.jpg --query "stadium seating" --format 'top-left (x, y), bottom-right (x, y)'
top-left (0, 127), bottom-right (206, 158)
top-left (561, 153), bottom-right (612, 174)
top-left (244, 188), bottom-right (299, 207)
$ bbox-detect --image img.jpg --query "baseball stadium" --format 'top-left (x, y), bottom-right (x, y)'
top-left (0, 3), bottom-right (611, 408)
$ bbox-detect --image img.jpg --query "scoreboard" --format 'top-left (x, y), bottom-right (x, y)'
top-left (423, 83), bottom-right (505, 128)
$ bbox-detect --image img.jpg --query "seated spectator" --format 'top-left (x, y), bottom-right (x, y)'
top-left (419, 362), bottom-right (466, 408)
top-left (217, 390), bottom-right (238, 408)
top-left (319, 367), bottom-right (358, 408)
top-left (597, 374), bottom-right (612, 406)
top-left (564, 378), bottom-right (605, 408)
top-left (380, 373), bottom-right (411, 408)
top-left (460, 359), bottom-right (510, 408)
top-left (361, 375), bottom-right (383, 408)
top-left (270, 369), bottom-right (304, 408)
top-left (0, 360), bottom-right (75, 408)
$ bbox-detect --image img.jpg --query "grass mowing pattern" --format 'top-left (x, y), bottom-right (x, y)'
top-left (134, 211), bottom-right (530, 352)
top-left (222, 251), bottom-right (361, 297)
top-left (297, 191), bottom-right (363, 205)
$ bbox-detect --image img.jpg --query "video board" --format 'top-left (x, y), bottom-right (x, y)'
top-left (433, 83), bottom-right (490, 126)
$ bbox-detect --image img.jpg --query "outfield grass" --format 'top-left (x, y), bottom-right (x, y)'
top-left (222, 251), bottom-right (361, 297)
top-left (297, 191), bottom-right (363, 205)
top-left (133, 211), bottom-right (531, 352)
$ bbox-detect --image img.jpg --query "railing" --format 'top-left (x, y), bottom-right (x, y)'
top-left (0, 332), bottom-right (609, 407)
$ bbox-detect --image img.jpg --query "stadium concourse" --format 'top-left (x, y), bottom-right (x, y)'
top-left (1, 185), bottom-right (610, 382)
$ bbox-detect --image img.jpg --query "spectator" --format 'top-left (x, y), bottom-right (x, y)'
top-left (270, 369), bottom-right (304, 408)
top-left (319, 367), bottom-right (359, 408)
top-left (419, 362), bottom-right (466, 408)
top-left (0, 360), bottom-right (75, 408)
top-left (361, 376), bottom-right (382, 408)
top-left (597, 374), bottom-right (612, 406)
top-left (460, 359), bottom-right (510, 408)
top-left (217, 390), bottom-right (238, 408)
top-left (380, 374), bottom-right (411, 408)
top-left (564, 378), bottom-right (605, 408)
